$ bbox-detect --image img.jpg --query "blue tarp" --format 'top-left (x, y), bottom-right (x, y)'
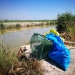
top-left (46, 33), bottom-right (71, 71)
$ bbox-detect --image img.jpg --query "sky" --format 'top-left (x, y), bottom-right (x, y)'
top-left (0, 0), bottom-right (75, 20)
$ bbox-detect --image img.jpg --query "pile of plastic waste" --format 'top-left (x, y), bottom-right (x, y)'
top-left (30, 28), bottom-right (71, 71)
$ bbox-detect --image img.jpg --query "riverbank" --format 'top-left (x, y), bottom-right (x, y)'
top-left (0, 33), bottom-right (75, 75)
top-left (17, 44), bottom-right (75, 75)
top-left (0, 25), bottom-right (56, 51)
top-left (0, 21), bottom-right (56, 29)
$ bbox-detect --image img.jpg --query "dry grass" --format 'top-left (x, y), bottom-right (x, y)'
top-left (9, 59), bottom-right (43, 75)
top-left (60, 32), bottom-right (75, 42)
top-left (0, 44), bottom-right (44, 75)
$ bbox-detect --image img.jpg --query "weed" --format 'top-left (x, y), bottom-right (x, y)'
top-left (16, 23), bottom-right (21, 28)
top-left (0, 44), bottom-right (43, 75)
top-left (0, 23), bottom-right (5, 29)
top-left (26, 41), bottom-right (30, 45)
top-left (0, 44), bottom-right (18, 75)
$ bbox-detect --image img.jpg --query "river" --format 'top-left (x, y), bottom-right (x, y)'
top-left (0, 25), bottom-right (56, 52)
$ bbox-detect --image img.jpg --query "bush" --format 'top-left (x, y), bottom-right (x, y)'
top-left (16, 23), bottom-right (21, 28)
top-left (56, 12), bottom-right (75, 33)
top-left (0, 23), bottom-right (5, 29)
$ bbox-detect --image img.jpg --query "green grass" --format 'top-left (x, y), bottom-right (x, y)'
top-left (0, 45), bottom-right (18, 75)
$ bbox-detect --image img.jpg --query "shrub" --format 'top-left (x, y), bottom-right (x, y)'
top-left (16, 23), bottom-right (21, 28)
top-left (56, 12), bottom-right (75, 33)
top-left (0, 23), bottom-right (5, 29)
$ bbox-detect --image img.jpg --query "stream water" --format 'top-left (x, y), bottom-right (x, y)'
top-left (0, 25), bottom-right (56, 52)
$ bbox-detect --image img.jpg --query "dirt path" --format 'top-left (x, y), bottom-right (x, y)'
top-left (25, 45), bottom-right (75, 75)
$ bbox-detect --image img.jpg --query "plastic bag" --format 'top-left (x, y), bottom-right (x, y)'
top-left (46, 33), bottom-right (71, 71)
top-left (30, 33), bottom-right (53, 60)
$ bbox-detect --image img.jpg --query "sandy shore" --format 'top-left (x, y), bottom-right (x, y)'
top-left (25, 44), bottom-right (75, 75)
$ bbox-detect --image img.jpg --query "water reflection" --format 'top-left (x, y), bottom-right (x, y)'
top-left (0, 25), bottom-right (52, 35)
top-left (0, 25), bottom-right (56, 51)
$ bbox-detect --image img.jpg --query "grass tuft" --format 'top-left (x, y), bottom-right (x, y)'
top-left (0, 44), bottom-right (43, 75)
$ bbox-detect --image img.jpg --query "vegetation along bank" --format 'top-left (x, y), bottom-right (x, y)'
top-left (57, 12), bottom-right (75, 42)
top-left (0, 20), bottom-right (56, 29)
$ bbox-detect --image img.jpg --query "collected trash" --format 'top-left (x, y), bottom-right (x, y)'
top-left (30, 33), bottom-right (53, 60)
top-left (46, 33), bottom-right (71, 71)
top-left (30, 31), bottom-right (71, 71)
top-left (44, 28), bottom-right (59, 36)
top-left (17, 46), bottom-right (27, 58)
top-left (17, 45), bottom-right (32, 60)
